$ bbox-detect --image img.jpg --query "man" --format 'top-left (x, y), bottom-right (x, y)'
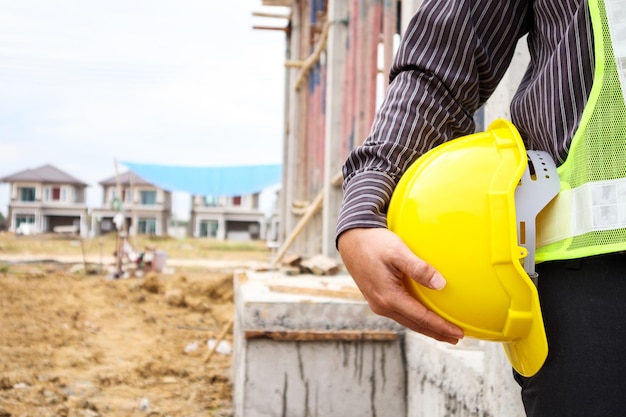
top-left (336, 0), bottom-right (626, 415)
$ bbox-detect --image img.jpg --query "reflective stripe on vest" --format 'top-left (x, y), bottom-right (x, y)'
top-left (535, 0), bottom-right (626, 262)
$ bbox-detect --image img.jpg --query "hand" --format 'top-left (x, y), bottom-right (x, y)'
top-left (337, 227), bottom-right (464, 344)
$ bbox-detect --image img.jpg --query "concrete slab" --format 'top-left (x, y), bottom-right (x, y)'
top-left (233, 270), bottom-right (406, 417)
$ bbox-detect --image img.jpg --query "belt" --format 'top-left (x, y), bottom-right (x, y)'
top-left (538, 251), bottom-right (626, 271)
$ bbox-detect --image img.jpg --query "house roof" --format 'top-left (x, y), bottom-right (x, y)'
top-left (121, 162), bottom-right (281, 197)
top-left (99, 171), bottom-right (156, 188)
top-left (0, 164), bottom-right (88, 186)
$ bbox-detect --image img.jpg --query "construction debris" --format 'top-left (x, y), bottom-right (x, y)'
top-left (299, 254), bottom-right (341, 275)
top-left (265, 253), bottom-right (342, 276)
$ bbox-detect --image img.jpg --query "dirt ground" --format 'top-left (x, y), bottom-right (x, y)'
top-left (0, 234), bottom-right (269, 417)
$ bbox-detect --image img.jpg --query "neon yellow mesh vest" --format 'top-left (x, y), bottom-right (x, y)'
top-left (535, 0), bottom-right (626, 262)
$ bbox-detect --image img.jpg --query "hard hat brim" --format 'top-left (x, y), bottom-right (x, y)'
top-left (502, 292), bottom-right (548, 377)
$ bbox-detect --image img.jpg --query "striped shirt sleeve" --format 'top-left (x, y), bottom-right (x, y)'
top-left (336, 0), bottom-right (532, 240)
top-left (337, 0), bottom-right (593, 242)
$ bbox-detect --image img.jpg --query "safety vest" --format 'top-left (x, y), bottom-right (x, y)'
top-left (535, 0), bottom-right (626, 262)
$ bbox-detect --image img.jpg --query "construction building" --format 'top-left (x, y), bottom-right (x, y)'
top-left (265, 0), bottom-right (527, 261)
top-left (233, 0), bottom-right (532, 416)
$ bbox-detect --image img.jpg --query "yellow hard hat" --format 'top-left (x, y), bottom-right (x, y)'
top-left (387, 119), bottom-right (559, 377)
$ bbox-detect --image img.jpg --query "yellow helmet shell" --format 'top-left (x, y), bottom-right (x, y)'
top-left (387, 119), bottom-right (547, 377)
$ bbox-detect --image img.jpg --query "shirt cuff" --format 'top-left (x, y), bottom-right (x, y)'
top-left (335, 169), bottom-right (396, 244)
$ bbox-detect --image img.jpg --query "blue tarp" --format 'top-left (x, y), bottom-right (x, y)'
top-left (121, 162), bottom-right (281, 196)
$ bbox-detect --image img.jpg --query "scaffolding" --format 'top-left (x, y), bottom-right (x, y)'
top-left (255, 0), bottom-right (403, 262)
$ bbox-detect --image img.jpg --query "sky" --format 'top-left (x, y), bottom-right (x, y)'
top-left (0, 0), bottom-right (288, 220)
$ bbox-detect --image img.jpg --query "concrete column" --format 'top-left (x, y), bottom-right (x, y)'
top-left (80, 212), bottom-right (88, 238)
top-left (217, 215), bottom-right (226, 241)
top-left (258, 218), bottom-right (267, 241)
top-left (37, 212), bottom-right (44, 234)
top-left (281, 2), bottom-right (302, 252)
top-left (155, 214), bottom-right (161, 237)
top-left (322, 0), bottom-right (350, 258)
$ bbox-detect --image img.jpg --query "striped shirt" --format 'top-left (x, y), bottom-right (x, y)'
top-left (336, 0), bottom-right (594, 239)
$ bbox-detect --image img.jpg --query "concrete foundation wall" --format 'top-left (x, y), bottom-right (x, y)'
top-left (405, 332), bottom-right (525, 417)
top-left (239, 339), bottom-right (405, 417)
top-left (233, 271), bottom-right (527, 417)
top-left (233, 271), bottom-right (406, 417)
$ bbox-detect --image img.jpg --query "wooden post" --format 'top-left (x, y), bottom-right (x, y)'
top-left (294, 1), bottom-right (311, 255)
top-left (271, 171), bottom-right (342, 268)
top-left (365, 0), bottom-right (382, 127)
top-left (281, 1), bottom-right (302, 256)
top-left (129, 170), bottom-right (135, 245)
top-left (244, 329), bottom-right (398, 341)
top-left (114, 159), bottom-right (125, 278)
top-left (79, 237), bottom-right (88, 275)
top-left (354, 0), bottom-right (366, 147)
top-left (293, 19), bottom-right (330, 91)
top-left (252, 11), bottom-right (291, 19)
top-left (382, 0), bottom-right (398, 91)
top-left (204, 318), bottom-right (234, 364)
top-left (271, 191), bottom-right (323, 268)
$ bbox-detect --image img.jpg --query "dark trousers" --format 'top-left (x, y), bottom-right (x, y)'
top-left (514, 253), bottom-right (626, 417)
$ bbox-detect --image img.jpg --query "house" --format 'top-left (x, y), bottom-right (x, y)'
top-left (0, 164), bottom-right (88, 235)
top-left (189, 192), bottom-right (267, 240)
top-left (91, 171), bottom-right (171, 236)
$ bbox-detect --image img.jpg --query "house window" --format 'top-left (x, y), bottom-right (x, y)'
top-left (100, 219), bottom-right (113, 232)
top-left (19, 187), bottom-right (36, 202)
top-left (200, 221), bottom-right (218, 238)
top-left (204, 196), bottom-right (218, 207)
top-left (44, 186), bottom-right (62, 202)
top-left (111, 188), bottom-right (131, 203)
top-left (232, 195), bottom-right (242, 206)
top-left (15, 214), bottom-right (35, 227)
top-left (138, 218), bottom-right (157, 234)
top-left (140, 190), bottom-right (157, 205)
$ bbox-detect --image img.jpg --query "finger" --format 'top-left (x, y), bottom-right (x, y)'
top-left (393, 316), bottom-right (460, 344)
top-left (384, 306), bottom-right (460, 343)
top-left (363, 275), bottom-right (464, 342)
top-left (392, 245), bottom-right (446, 291)
top-left (390, 293), bottom-right (464, 341)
